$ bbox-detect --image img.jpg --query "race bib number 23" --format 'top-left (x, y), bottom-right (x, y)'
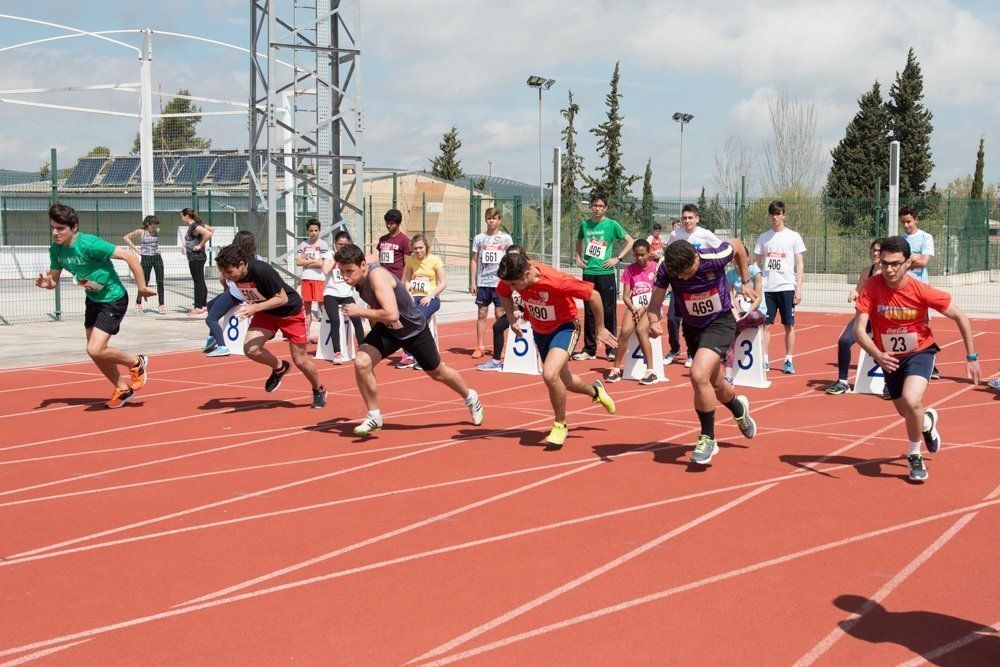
top-left (881, 331), bottom-right (918, 355)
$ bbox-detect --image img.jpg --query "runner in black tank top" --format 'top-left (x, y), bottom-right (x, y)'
top-left (334, 244), bottom-right (484, 436)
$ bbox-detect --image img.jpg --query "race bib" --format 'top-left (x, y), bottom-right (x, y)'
top-left (736, 295), bottom-right (752, 313)
top-left (631, 291), bottom-right (651, 308)
top-left (524, 301), bottom-right (556, 322)
top-left (881, 330), bottom-right (919, 356)
top-left (684, 289), bottom-right (722, 317)
top-left (303, 249), bottom-right (319, 261)
top-left (409, 276), bottom-right (430, 294)
top-left (75, 277), bottom-right (104, 292)
top-left (238, 286), bottom-right (266, 303)
top-left (764, 253), bottom-right (789, 274)
top-left (481, 247), bottom-right (502, 264)
top-left (585, 238), bottom-right (607, 260)
top-left (331, 268), bottom-right (343, 283)
top-left (512, 292), bottom-right (523, 307)
top-left (379, 248), bottom-right (395, 265)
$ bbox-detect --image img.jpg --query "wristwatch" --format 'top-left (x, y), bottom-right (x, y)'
top-left (967, 353), bottom-right (979, 361)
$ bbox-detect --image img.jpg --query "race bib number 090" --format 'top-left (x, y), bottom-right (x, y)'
top-left (881, 331), bottom-right (918, 355)
top-left (684, 290), bottom-right (722, 316)
top-left (524, 301), bottom-right (556, 321)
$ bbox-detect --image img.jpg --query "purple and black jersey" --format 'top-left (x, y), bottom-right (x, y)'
top-left (654, 242), bottom-right (735, 328)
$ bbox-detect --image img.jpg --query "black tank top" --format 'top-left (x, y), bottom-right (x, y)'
top-left (358, 266), bottom-right (425, 340)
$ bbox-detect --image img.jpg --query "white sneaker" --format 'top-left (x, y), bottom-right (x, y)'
top-left (466, 393), bottom-right (484, 426)
top-left (685, 357), bottom-right (693, 368)
top-left (353, 415), bottom-right (383, 436)
top-left (331, 352), bottom-right (345, 365)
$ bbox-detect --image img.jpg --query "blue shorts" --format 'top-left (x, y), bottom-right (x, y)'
top-left (884, 345), bottom-right (938, 400)
top-left (532, 321), bottom-right (581, 362)
top-left (476, 286), bottom-right (502, 308)
top-left (764, 290), bottom-right (795, 325)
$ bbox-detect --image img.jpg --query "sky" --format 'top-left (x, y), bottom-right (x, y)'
top-left (0, 0), bottom-right (997, 197)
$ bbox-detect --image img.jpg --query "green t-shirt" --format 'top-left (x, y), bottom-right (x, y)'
top-left (577, 217), bottom-right (628, 275)
top-left (49, 233), bottom-right (126, 303)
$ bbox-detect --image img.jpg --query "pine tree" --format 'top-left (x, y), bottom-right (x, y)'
top-left (887, 49), bottom-right (934, 197)
top-left (640, 159), bottom-right (654, 227)
top-left (132, 90), bottom-right (211, 153)
top-left (585, 61), bottom-right (639, 198)
top-left (971, 137), bottom-right (985, 200)
top-left (697, 187), bottom-right (707, 211)
top-left (429, 126), bottom-right (465, 182)
top-left (560, 90), bottom-right (585, 213)
top-left (826, 81), bottom-right (891, 198)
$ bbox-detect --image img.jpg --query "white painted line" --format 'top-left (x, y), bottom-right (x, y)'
top-left (0, 639), bottom-right (91, 666)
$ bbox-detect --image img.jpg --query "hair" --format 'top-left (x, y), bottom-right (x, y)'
top-left (879, 235), bottom-right (911, 260)
top-left (484, 207), bottom-right (501, 220)
top-left (898, 205), bottom-right (919, 219)
top-left (232, 230), bottom-right (257, 260)
top-left (767, 200), bottom-right (786, 216)
top-left (663, 240), bottom-right (698, 278)
top-left (870, 238), bottom-right (884, 251)
top-left (48, 203), bottom-right (79, 229)
top-left (506, 244), bottom-right (525, 255)
top-left (306, 218), bottom-right (321, 231)
top-left (652, 222), bottom-right (662, 231)
top-left (680, 203), bottom-right (699, 215)
top-left (410, 233), bottom-right (428, 249)
top-left (215, 244), bottom-right (247, 269)
top-left (671, 218), bottom-right (682, 228)
top-left (181, 207), bottom-right (203, 225)
top-left (631, 238), bottom-right (651, 254)
top-left (334, 243), bottom-right (366, 267)
top-left (384, 209), bottom-right (402, 225)
top-left (589, 191), bottom-right (608, 206)
top-left (142, 215), bottom-right (159, 230)
top-left (334, 230), bottom-right (352, 243)
top-left (497, 252), bottom-right (531, 281)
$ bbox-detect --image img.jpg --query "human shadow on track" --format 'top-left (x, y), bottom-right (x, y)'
top-left (593, 440), bottom-right (747, 472)
top-left (36, 397), bottom-right (141, 411)
top-left (779, 454), bottom-right (910, 481)
top-left (446, 347), bottom-right (477, 357)
top-left (453, 425), bottom-right (603, 452)
top-left (308, 417), bottom-right (475, 442)
top-left (831, 594), bottom-right (1000, 665)
top-left (805, 379), bottom-right (844, 392)
top-left (198, 397), bottom-right (311, 412)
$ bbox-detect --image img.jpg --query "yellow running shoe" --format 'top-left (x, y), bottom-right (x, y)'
top-left (107, 386), bottom-right (135, 409)
top-left (592, 380), bottom-right (615, 414)
top-left (546, 421), bottom-right (568, 446)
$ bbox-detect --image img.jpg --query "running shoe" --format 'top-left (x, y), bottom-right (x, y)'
top-left (607, 350), bottom-right (616, 363)
top-left (203, 336), bottom-right (217, 353)
top-left (733, 395), bottom-right (756, 439)
top-left (930, 366), bottom-right (940, 380)
top-left (413, 362), bottom-right (423, 371)
top-left (187, 307), bottom-right (207, 317)
top-left (332, 352), bottom-right (345, 365)
top-left (207, 346), bottom-right (231, 357)
top-left (764, 360), bottom-right (770, 371)
top-left (311, 386), bottom-right (327, 409)
top-left (882, 385), bottom-right (892, 400)
top-left (592, 380), bottom-right (616, 414)
top-left (605, 368), bottom-right (623, 383)
top-left (664, 352), bottom-right (677, 365)
top-left (396, 354), bottom-right (416, 369)
top-left (922, 408), bottom-right (941, 453)
top-left (353, 415), bottom-right (383, 436)
top-left (907, 453), bottom-right (928, 482)
top-left (783, 359), bottom-right (795, 374)
top-left (476, 358), bottom-right (503, 371)
top-left (157, 304), bottom-right (167, 314)
top-left (128, 354), bottom-right (148, 391)
top-left (685, 357), bottom-right (693, 368)
top-left (545, 421), bottom-right (568, 446)
top-left (825, 380), bottom-right (850, 395)
top-left (106, 386), bottom-right (135, 409)
top-left (572, 351), bottom-right (595, 361)
top-left (265, 360), bottom-right (291, 392)
top-left (691, 435), bottom-right (719, 465)
top-left (466, 392), bottom-right (485, 426)
top-left (471, 346), bottom-right (486, 359)
top-left (639, 371), bottom-right (658, 385)
top-left (989, 378), bottom-right (1000, 390)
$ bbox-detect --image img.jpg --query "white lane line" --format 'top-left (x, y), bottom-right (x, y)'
top-left (0, 639), bottom-right (91, 666)
top-left (410, 483), bottom-right (778, 663)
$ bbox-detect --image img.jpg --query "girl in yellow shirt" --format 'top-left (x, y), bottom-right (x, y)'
top-left (398, 234), bottom-right (447, 368)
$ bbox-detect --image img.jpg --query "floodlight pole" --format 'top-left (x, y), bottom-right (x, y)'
top-left (888, 140), bottom-right (900, 236)
top-left (552, 146), bottom-right (561, 269)
top-left (138, 29), bottom-right (154, 218)
top-left (537, 87), bottom-right (544, 258)
top-left (673, 112), bottom-right (693, 207)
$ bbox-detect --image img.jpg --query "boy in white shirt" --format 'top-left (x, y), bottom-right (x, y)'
top-left (469, 207), bottom-right (514, 359)
top-left (753, 200), bottom-right (806, 374)
top-left (296, 218), bottom-right (331, 343)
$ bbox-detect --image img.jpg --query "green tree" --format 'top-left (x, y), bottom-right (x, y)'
top-left (697, 186), bottom-right (707, 212)
top-left (640, 159), bottom-right (654, 228)
top-left (85, 146), bottom-right (111, 158)
top-left (585, 61), bottom-right (639, 198)
top-left (429, 126), bottom-right (464, 182)
top-left (887, 49), bottom-right (934, 197)
top-left (39, 162), bottom-right (50, 180)
top-left (132, 90), bottom-right (211, 153)
top-left (560, 90), bottom-right (585, 214)
top-left (826, 81), bottom-right (891, 198)
top-left (970, 137), bottom-right (985, 200)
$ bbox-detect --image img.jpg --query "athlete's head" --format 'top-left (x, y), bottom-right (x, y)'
top-left (142, 215), bottom-right (160, 232)
top-left (662, 239), bottom-right (699, 280)
top-left (680, 204), bottom-right (700, 232)
top-left (484, 207), bottom-right (501, 232)
top-left (334, 243), bottom-right (368, 287)
top-left (651, 222), bottom-right (662, 236)
top-left (877, 236), bottom-right (912, 287)
top-left (631, 238), bottom-right (651, 268)
top-left (384, 209), bottom-right (402, 234)
top-left (870, 238), bottom-right (883, 260)
top-left (496, 252), bottom-right (535, 291)
top-left (49, 203), bottom-right (79, 246)
top-left (333, 230), bottom-right (352, 252)
top-left (899, 205), bottom-right (920, 235)
top-left (181, 207), bottom-right (203, 225)
top-left (233, 231), bottom-right (257, 261)
top-left (589, 191), bottom-right (608, 220)
top-left (410, 233), bottom-right (428, 260)
top-left (768, 200), bottom-right (786, 229)
top-left (216, 244), bottom-right (250, 281)
top-left (671, 218), bottom-right (682, 230)
top-left (506, 244), bottom-right (525, 256)
top-left (306, 218), bottom-right (321, 242)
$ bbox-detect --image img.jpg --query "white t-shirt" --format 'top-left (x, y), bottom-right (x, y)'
top-left (323, 252), bottom-right (352, 298)
top-left (298, 239), bottom-right (330, 281)
top-left (754, 228), bottom-right (806, 292)
top-left (902, 230), bottom-right (935, 282)
top-left (472, 232), bottom-right (513, 288)
top-left (666, 226), bottom-right (723, 249)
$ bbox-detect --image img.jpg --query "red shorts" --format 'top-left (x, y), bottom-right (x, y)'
top-left (249, 308), bottom-right (309, 345)
top-left (300, 279), bottom-right (325, 303)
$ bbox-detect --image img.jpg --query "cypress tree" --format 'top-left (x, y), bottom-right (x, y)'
top-left (560, 90), bottom-right (585, 212)
top-left (429, 126), bottom-right (464, 182)
top-left (640, 159), bottom-right (654, 227)
top-left (971, 137), bottom-right (985, 200)
top-left (887, 49), bottom-right (934, 197)
top-left (827, 82), bottom-right (891, 198)
top-left (585, 61), bottom-right (639, 197)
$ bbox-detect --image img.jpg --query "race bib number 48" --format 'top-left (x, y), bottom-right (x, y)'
top-left (631, 291), bottom-right (651, 308)
top-left (585, 238), bottom-right (607, 260)
top-left (524, 301), bottom-right (556, 322)
top-left (881, 330), bottom-right (919, 356)
top-left (379, 249), bottom-right (395, 265)
top-left (684, 289), bottom-right (722, 316)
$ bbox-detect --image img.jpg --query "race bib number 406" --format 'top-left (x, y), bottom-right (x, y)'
top-left (764, 253), bottom-right (788, 273)
top-left (881, 330), bottom-right (918, 355)
top-left (684, 289), bottom-right (722, 316)
top-left (585, 238), bottom-right (607, 260)
top-left (524, 301), bottom-right (556, 321)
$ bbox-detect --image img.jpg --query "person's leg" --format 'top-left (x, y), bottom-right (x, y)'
top-left (425, 360), bottom-right (473, 398)
top-left (417, 298), bottom-right (441, 320)
top-left (288, 341), bottom-right (322, 390)
top-left (205, 293), bottom-right (236, 347)
top-left (243, 328), bottom-right (280, 370)
top-left (763, 292), bottom-right (779, 368)
top-left (323, 295), bottom-right (342, 353)
top-left (893, 374), bottom-right (930, 446)
top-left (85, 327), bottom-right (127, 389)
top-left (542, 348), bottom-right (572, 423)
top-left (475, 305), bottom-right (489, 350)
top-left (611, 315), bottom-right (636, 375)
top-left (189, 259), bottom-right (207, 309)
top-left (836, 318), bottom-right (856, 382)
top-left (690, 347), bottom-right (723, 414)
top-left (353, 345), bottom-right (383, 412)
top-left (153, 255), bottom-right (165, 306)
top-left (138, 258), bottom-right (153, 306)
top-left (491, 317), bottom-right (509, 361)
top-left (302, 300), bottom-right (315, 340)
top-left (580, 274), bottom-right (598, 356)
top-left (599, 274), bottom-right (618, 358)
top-left (634, 312), bottom-right (654, 367)
top-left (666, 295), bottom-right (682, 356)
top-left (784, 323), bottom-right (796, 358)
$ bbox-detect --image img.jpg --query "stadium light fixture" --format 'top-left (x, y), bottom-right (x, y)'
top-left (527, 74), bottom-right (556, 256)
top-left (672, 112), bottom-right (694, 203)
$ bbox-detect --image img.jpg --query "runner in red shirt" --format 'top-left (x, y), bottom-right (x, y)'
top-left (854, 236), bottom-right (981, 482)
top-left (497, 255), bottom-right (617, 446)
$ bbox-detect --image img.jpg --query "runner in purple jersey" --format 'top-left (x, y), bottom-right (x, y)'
top-left (646, 239), bottom-right (759, 465)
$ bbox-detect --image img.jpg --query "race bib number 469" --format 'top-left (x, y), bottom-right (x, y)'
top-left (524, 301), bottom-right (556, 321)
top-left (684, 289), bottom-right (722, 316)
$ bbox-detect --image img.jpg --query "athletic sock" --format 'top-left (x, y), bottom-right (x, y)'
top-left (696, 409), bottom-right (716, 439)
top-left (368, 409), bottom-right (382, 420)
top-left (908, 439), bottom-right (922, 455)
top-left (785, 355), bottom-right (793, 362)
top-left (722, 397), bottom-right (745, 418)
top-left (465, 389), bottom-right (479, 407)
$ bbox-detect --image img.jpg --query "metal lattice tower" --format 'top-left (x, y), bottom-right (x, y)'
top-left (249, 0), bottom-right (364, 266)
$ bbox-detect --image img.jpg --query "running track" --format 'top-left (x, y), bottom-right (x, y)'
top-left (1, 312), bottom-right (998, 665)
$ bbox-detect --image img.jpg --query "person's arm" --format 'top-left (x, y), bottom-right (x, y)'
top-left (192, 225), bottom-right (213, 251)
top-left (794, 251), bottom-right (805, 305)
top-left (498, 294), bottom-right (521, 335)
top-left (351, 269), bottom-right (400, 325)
top-left (123, 229), bottom-right (141, 251)
top-left (35, 268), bottom-right (62, 289)
top-left (939, 302), bottom-right (980, 384)
top-left (622, 281), bottom-right (634, 316)
top-left (726, 238), bottom-right (755, 303)
top-left (469, 249), bottom-right (479, 295)
top-left (432, 263), bottom-right (447, 298)
top-left (909, 252), bottom-right (931, 269)
top-left (112, 247), bottom-right (155, 297)
top-left (748, 273), bottom-right (763, 312)
top-left (586, 288), bottom-right (618, 349)
top-left (849, 266), bottom-right (870, 302)
top-left (402, 263), bottom-right (414, 289)
top-left (295, 247), bottom-right (309, 267)
top-left (853, 312), bottom-right (899, 373)
top-left (238, 289), bottom-right (288, 320)
top-left (322, 256), bottom-right (335, 276)
top-left (645, 286), bottom-right (668, 337)
top-left (574, 236), bottom-right (586, 269)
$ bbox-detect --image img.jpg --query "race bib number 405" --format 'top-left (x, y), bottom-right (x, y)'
top-left (684, 289), bottom-right (722, 316)
top-left (379, 249), bottom-right (395, 265)
top-left (524, 301), bottom-right (556, 322)
top-left (881, 329), bottom-right (918, 356)
top-left (75, 277), bottom-right (104, 292)
top-left (585, 238), bottom-right (608, 260)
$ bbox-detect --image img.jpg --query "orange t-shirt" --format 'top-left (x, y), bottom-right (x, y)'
top-left (497, 262), bottom-right (594, 334)
top-left (855, 274), bottom-right (951, 357)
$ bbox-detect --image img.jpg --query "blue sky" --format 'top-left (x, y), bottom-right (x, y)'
top-left (0, 0), bottom-right (997, 197)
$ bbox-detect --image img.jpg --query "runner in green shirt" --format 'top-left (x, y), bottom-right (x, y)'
top-left (572, 191), bottom-right (634, 361)
top-left (36, 203), bottom-right (155, 408)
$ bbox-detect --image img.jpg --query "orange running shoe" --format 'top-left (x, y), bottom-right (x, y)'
top-left (129, 354), bottom-right (148, 391)
top-left (107, 386), bottom-right (135, 409)
top-left (471, 346), bottom-right (485, 359)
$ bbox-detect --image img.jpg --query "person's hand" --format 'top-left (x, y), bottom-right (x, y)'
top-left (848, 289), bottom-right (859, 303)
top-left (193, 244), bottom-right (204, 252)
top-left (632, 306), bottom-right (646, 323)
top-left (601, 257), bottom-right (620, 269)
top-left (341, 303), bottom-right (362, 318)
top-left (741, 283), bottom-right (757, 303)
top-left (138, 286), bottom-right (156, 298)
top-left (649, 320), bottom-right (663, 339)
top-left (967, 359), bottom-right (981, 384)
top-left (874, 350), bottom-right (899, 373)
top-left (512, 318), bottom-right (526, 339)
top-left (35, 272), bottom-right (56, 289)
top-left (793, 289), bottom-right (802, 305)
top-left (419, 296), bottom-right (431, 307)
top-left (469, 286), bottom-right (476, 296)
top-left (236, 302), bottom-right (257, 320)
top-left (596, 327), bottom-right (618, 350)
top-left (575, 256), bottom-right (586, 269)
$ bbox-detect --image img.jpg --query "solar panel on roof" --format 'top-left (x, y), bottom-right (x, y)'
top-left (152, 157), bottom-right (178, 185)
top-left (101, 157), bottom-right (140, 186)
top-left (209, 156), bottom-right (249, 185)
top-left (172, 156), bottom-right (217, 185)
top-left (65, 158), bottom-right (107, 187)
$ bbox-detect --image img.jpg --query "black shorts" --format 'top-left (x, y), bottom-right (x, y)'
top-left (362, 322), bottom-right (441, 372)
top-left (475, 286), bottom-right (502, 308)
top-left (682, 311), bottom-right (736, 359)
top-left (764, 290), bottom-right (795, 325)
top-left (84, 294), bottom-right (129, 335)
top-left (884, 345), bottom-right (938, 400)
